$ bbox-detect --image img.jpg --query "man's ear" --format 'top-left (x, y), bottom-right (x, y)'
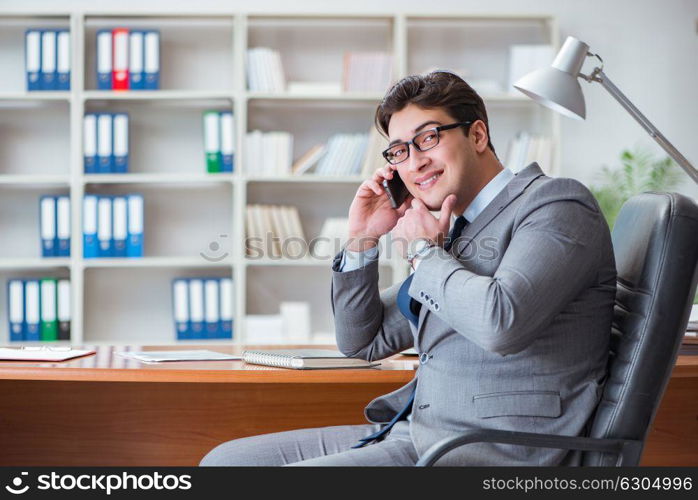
top-left (469, 120), bottom-right (490, 154)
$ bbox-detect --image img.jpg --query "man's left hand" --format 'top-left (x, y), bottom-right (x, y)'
top-left (392, 194), bottom-right (457, 260)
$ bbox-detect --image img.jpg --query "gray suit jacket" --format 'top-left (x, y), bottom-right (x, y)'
top-left (330, 163), bottom-right (616, 465)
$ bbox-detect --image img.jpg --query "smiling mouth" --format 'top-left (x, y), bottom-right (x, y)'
top-left (415, 172), bottom-right (443, 191)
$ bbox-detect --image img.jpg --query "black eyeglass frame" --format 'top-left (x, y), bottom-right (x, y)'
top-left (381, 121), bottom-right (473, 165)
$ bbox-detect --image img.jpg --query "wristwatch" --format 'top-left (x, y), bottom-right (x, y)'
top-left (407, 238), bottom-right (437, 268)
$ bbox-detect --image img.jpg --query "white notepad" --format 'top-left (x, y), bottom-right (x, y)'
top-left (115, 350), bottom-right (241, 363)
top-left (0, 347), bottom-right (96, 362)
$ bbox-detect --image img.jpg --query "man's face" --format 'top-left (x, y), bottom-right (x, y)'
top-left (387, 103), bottom-right (475, 212)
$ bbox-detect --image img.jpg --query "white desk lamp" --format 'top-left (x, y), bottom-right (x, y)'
top-left (513, 36), bottom-right (698, 185)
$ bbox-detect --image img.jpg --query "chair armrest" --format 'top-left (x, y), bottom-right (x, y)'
top-left (415, 429), bottom-right (643, 466)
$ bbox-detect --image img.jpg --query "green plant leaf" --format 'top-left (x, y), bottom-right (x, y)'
top-left (589, 146), bottom-right (680, 229)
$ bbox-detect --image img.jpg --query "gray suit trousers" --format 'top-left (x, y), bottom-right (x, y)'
top-left (198, 420), bottom-right (418, 466)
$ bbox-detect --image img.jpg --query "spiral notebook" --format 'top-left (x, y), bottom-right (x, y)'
top-left (242, 349), bottom-right (380, 370)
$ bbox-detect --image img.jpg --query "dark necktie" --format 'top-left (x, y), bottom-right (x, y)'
top-left (396, 215), bottom-right (468, 327)
top-left (352, 215), bottom-right (468, 449)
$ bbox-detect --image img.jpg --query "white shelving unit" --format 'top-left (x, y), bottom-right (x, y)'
top-left (0, 9), bottom-right (558, 346)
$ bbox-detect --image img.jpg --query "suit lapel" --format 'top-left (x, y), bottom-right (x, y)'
top-left (415, 163), bottom-right (546, 336)
top-left (455, 163), bottom-right (544, 258)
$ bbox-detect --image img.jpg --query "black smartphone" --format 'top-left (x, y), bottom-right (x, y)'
top-left (382, 170), bottom-right (410, 209)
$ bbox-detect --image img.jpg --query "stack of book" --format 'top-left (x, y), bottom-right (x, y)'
top-left (508, 44), bottom-right (554, 93)
top-left (25, 29), bottom-right (71, 91)
top-left (342, 51), bottom-right (393, 93)
top-left (246, 301), bottom-right (311, 344)
top-left (202, 110), bottom-right (235, 173)
top-left (40, 196), bottom-right (71, 257)
top-left (7, 279), bottom-right (71, 342)
top-left (286, 81), bottom-right (342, 96)
top-left (244, 131), bottom-right (293, 176)
top-left (245, 204), bottom-right (306, 259)
top-left (246, 314), bottom-right (284, 344)
top-left (96, 28), bottom-right (160, 90)
top-left (83, 113), bottom-right (129, 174)
top-left (172, 278), bottom-right (233, 340)
top-left (82, 194), bottom-right (144, 258)
top-left (359, 125), bottom-right (390, 177)
top-left (504, 132), bottom-right (554, 174)
top-left (311, 217), bottom-right (349, 260)
top-left (291, 127), bottom-right (387, 178)
top-left (314, 133), bottom-right (368, 175)
top-left (291, 144), bottom-right (326, 175)
top-left (246, 47), bottom-right (286, 92)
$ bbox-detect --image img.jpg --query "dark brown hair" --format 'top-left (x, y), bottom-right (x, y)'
top-left (375, 71), bottom-right (496, 155)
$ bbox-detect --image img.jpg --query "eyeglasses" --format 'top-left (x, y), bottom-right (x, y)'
top-left (382, 121), bottom-right (472, 165)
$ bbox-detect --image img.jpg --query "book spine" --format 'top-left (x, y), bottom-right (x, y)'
top-left (26, 30), bottom-right (42, 91)
top-left (56, 30), bottom-right (71, 90)
top-left (40, 278), bottom-right (58, 341)
top-left (57, 279), bottom-right (71, 341)
top-left (96, 30), bottom-right (112, 90)
top-left (112, 28), bottom-right (129, 91)
top-left (112, 113), bottom-right (129, 173)
top-left (220, 111), bottom-right (235, 173)
top-left (129, 30), bottom-right (145, 90)
top-left (203, 111), bottom-right (221, 173)
top-left (143, 30), bottom-right (160, 90)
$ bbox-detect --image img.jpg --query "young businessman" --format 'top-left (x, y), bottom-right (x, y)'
top-left (200, 71), bottom-right (616, 466)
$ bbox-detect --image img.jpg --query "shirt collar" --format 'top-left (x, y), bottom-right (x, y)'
top-left (455, 167), bottom-right (515, 224)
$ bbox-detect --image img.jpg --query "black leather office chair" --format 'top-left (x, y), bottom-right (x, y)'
top-left (417, 192), bottom-right (698, 466)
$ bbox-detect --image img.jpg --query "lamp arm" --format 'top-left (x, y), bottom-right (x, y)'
top-left (585, 69), bottom-right (698, 184)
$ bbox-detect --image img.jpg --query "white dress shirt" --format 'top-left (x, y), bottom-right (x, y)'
top-left (339, 167), bottom-right (515, 272)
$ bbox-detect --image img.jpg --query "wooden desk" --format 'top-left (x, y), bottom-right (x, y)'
top-left (0, 345), bottom-right (695, 466)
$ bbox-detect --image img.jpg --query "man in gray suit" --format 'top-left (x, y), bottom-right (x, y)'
top-left (200, 71), bottom-right (615, 466)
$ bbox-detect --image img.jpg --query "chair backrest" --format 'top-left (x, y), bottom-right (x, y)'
top-left (582, 192), bottom-right (698, 466)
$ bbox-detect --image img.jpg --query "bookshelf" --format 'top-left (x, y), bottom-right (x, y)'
top-left (0, 9), bottom-right (559, 346)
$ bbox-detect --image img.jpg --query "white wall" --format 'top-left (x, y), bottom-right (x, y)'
top-left (6, 0), bottom-right (698, 196)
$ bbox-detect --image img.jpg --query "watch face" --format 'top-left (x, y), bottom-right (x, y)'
top-left (414, 239), bottom-right (431, 253)
top-left (408, 238), bottom-right (434, 263)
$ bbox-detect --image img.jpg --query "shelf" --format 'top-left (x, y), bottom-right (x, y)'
top-left (83, 17), bottom-right (234, 92)
top-left (0, 15), bottom-right (71, 94)
top-left (244, 257), bottom-right (332, 267)
top-left (0, 91), bottom-right (71, 101)
top-left (0, 175), bottom-right (70, 185)
top-left (244, 257), bottom-right (393, 267)
top-left (245, 175), bottom-right (363, 184)
top-left (0, 100), bottom-right (70, 176)
top-left (82, 257), bottom-right (233, 269)
top-left (246, 92), bottom-right (383, 102)
top-left (247, 15), bottom-right (394, 26)
top-left (83, 90), bottom-right (234, 101)
top-left (247, 13), bottom-right (393, 91)
top-left (0, 258), bottom-right (71, 270)
top-left (83, 173), bottom-right (235, 185)
top-left (82, 15), bottom-right (234, 26)
top-left (0, 9), bottom-right (558, 346)
top-left (82, 265), bottom-right (233, 344)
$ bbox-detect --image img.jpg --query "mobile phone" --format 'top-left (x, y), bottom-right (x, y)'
top-left (382, 170), bottom-right (410, 209)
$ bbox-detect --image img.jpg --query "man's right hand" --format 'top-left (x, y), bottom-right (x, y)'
top-left (345, 164), bottom-right (413, 252)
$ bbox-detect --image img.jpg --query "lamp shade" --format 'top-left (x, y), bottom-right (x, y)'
top-left (513, 36), bottom-right (591, 120)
